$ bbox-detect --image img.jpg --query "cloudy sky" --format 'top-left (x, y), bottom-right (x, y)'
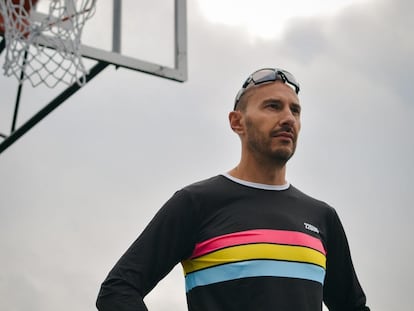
top-left (0, 0), bottom-right (413, 310)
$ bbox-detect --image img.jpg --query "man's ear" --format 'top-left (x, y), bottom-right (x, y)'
top-left (229, 111), bottom-right (244, 135)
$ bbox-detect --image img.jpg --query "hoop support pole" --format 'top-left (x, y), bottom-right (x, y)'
top-left (0, 61), bottom-right (110, 155)
top-left (0, 36), bottom-right (5, 54)
top-left (11, 50), bottom-right (29, 132)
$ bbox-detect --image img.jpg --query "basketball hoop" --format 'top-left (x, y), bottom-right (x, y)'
top-left (0, 0), bottom-right (96, 88)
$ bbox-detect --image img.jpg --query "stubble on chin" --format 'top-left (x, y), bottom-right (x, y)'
top-left (245, 119), bottom-right (296, 165)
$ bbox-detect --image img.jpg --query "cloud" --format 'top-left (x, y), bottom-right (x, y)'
top-left (282, 0), bottom-right (414, 100)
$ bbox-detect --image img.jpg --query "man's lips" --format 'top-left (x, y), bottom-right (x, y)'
top-left (271, 131), bottom-right (294, 140)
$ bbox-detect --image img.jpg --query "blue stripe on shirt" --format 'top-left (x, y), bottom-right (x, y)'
top-left (185, 259), bottom-right (325, 292)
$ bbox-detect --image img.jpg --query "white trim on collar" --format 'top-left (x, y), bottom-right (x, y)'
top-left (222, 173), bottom-right (290, 191)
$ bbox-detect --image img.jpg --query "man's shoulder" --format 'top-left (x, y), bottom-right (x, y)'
top-left (172, 175), bottom-right (233, 207)
top-left (289, 185), bottom-right (334, 212)
top-left (183, 175), bottom-right (229, 193)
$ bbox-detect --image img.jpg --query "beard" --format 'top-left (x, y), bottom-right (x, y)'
top-left (245, 117), bottom-right (297, 166)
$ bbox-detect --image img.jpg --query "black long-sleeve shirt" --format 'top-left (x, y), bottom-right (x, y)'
top-left (96, 174), bottom-right (370, 311)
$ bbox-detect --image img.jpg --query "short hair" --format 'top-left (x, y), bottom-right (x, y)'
top-left (234, 88), bottom-right (254, 112)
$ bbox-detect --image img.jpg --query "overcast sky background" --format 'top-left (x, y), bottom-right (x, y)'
top-left (0, 0), bottom-right (413, 310)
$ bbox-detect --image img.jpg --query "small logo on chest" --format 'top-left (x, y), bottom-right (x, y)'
top-left (304, 222), bottom-right (320, 234)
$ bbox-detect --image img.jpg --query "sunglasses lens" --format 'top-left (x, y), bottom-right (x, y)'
top-left (281, 70), bottom-right (300, 93)
top-left (251, 69), bottom-right (276, 84)
top-left (280, 70), bottom-right (295, 83)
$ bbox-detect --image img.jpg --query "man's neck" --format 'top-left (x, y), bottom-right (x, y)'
top-left (228, 158), bottom-right (287, 186)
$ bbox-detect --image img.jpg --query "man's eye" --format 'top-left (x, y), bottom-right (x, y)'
top-left (291, 106), bottom-right (301, 115)
top-left (267, 103), bottom-right (281, 109)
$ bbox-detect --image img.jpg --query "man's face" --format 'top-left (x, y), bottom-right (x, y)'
top-left (240, 81), bottom-right (301, 164)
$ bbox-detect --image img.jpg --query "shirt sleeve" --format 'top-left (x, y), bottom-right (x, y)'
top-left (323, 208), bottom-right (370, 311)
top-left (96, 189), bottom-right (198, 311)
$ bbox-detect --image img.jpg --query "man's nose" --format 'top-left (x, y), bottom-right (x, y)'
top-left (280, 108), bottom-right (296, 127)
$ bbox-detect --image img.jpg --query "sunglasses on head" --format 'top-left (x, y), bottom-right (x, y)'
top-left (234, 68), bottom-right (300, 110)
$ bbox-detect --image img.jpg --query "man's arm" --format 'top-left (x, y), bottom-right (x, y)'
top-left (323, 208), bottom-right (370, 311)
top-left (96, 189), bottom-right (198, 311)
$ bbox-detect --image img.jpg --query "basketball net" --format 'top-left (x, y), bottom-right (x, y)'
top-left (0, 0), bottom-right (96, 88)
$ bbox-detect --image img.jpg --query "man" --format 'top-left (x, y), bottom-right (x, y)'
top-left (96, 68), bottom-right (370, 311)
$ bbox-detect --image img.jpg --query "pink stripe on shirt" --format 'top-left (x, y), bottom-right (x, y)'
top-left (190, 229), bottom-right (326, 258)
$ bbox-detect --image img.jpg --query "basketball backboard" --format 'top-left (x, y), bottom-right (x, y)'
top-left (32, 0), bottom-right (187, 82)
